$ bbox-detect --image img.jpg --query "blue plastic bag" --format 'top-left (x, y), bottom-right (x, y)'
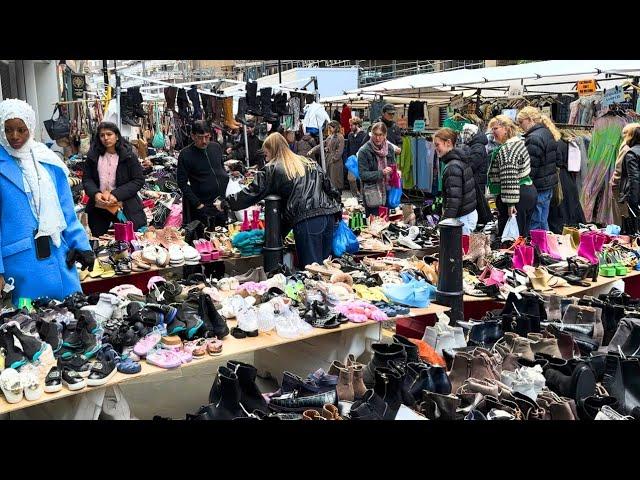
top-left (345, 155), bottom-right (360, 180)
top-left (332, 220), bottom-right (359, 257)
top-left (387, 186), bottom-right (402, 208)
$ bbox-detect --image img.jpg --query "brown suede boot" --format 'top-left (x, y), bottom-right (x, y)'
top-left (528, 333), bottom-right (562, 358)
top-left (329, 361), bottom-right (354, 401)
top-left (448, 352), bottom-right (473, 393)
top-left (223, 97), bottom-right (241, 129)
top-left (351, 365), bottom-right (367, 399)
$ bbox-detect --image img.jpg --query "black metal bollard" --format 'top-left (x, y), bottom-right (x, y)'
top-left (263, 194), bottom-right (284, 273)
top-left (436, 218), bottom-right (464, 325)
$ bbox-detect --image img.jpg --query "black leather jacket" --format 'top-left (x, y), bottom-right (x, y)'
top-left (224, 160), bottom-right (341, 229)
top-left (620, 145), bottom-right (640, 207)
top-left (524, 124), bottom-right (558, 191)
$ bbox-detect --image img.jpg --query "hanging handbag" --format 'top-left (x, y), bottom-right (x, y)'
top-left (152, 105), bottom-right (165, 149)
top-left (44, 104), bottom-right (71, 140)
top-left (114, 221), bottom-right (136, 242)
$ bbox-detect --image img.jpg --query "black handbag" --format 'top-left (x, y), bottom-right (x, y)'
top-left (43, 105), bottom-right (70, 140)
top-left (501, 312), bottom-right (541, 337)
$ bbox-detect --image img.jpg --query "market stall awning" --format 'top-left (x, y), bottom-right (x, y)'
top-left (347, 60), bottom-right (640, 97)
top-left (319, 92), bottom-right (455, 107)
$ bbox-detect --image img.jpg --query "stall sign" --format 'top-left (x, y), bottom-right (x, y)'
top-left (507, 82), bottom-right (524, 98)
top-left (71, 74), bottom-right (86, 99)
top-left (577, 79), bottom-right (597, 97)
top-left (601, 85), bottom-right (625, 108)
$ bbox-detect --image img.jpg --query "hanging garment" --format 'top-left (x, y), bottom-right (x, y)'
top-left (289, 96), bottom-right (301, 131)
top-left (398, 136), bottom-right (415, 189)
top-left (407, 101), bottom-right (426, 128)
top-left (176, 88), bottom-right (191, 119)
top-left (187, 86), bottom-right (203, 120)
top-left (370, 100), bottom-right (384, 124)
top-left (340, 105), bottom-right (352, 135)
top-left (548, 140), bottom-right (585, 233)
top-left (415, 138), bottom-right (434, 191)
top-left (567, 140), bottom-right (581, 172)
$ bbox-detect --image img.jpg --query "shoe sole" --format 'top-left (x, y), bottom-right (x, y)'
top-left (87, 367), bottom-right (118, 387)
top-left (44, 383), bottom-right (63, 393)
top-left (63, 379), bottom-right (86, 391)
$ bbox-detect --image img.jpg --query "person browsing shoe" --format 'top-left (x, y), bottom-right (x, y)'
top-left (488, 115), bottom-right (537, 237)
top-left (215, 132), bottom-right (341, 268)
top-left (434, 128), bottom-right (478, 234)
top-left (357, 122), bottom-right (396, 217)
top-left (177, 120), bottom-right (230, 229)
top-left (0, 99), bottom-right (94, 304)
top-left (82, 122), bottom-right (147, 237)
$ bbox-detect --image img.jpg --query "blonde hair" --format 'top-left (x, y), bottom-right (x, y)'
top-left (622, 123), bottom-right (640, 145)
top-left (263, 132), bottom-right (315, 180)
top-left (488, 115), bottom-right (520, 141)
top-left (516, 106), bottom-right (561, 141)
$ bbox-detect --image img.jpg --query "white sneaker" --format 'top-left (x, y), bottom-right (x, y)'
top-left (236, 307), bottom-right (259, 333)
top-left (155, 247), bottom-right (169, 267)
top-left (19, 365), bottom-right (43, 401)
top-left (81, 292), bottom-right (119, 324)
top-left (407, 226), bottom-right (421, 241)
top-left (181, 245), bottom-right (201, 265)
top-left (168, 245), bottom-right (185, 266)
top-left (0, 368), bottom-right (24, 404)
top-left (142, 245), bottom-right (158, 264)
top-left (398, 233), bottom-right (422, 250)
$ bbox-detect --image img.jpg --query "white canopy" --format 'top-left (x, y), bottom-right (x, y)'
top-left (319, 92), bottom-right (454, 107)
top-left (348, 60), bottom-right (640, 97)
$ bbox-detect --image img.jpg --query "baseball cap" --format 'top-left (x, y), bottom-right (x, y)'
top-left (382, 103), bottom-right (396, 114)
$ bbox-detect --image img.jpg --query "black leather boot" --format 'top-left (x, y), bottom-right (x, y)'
top-left (245, 81), bottom-right (259, 115)
top-left (404, 362), bottom-right (436, 402)
top-left (373, 367), bottom-right (403, 420)
top-left (621, 357), bottom-right (640, 415)
top-left (363, 343), bottom-right (406, 387)
top-left (227, 360), bottom-right (267, 412)
top-left (349, 389), bottom-right (387, 420)
top-left (259, 87), bottom-right (276, 121)
top-left (198, 293), bottom-right (229, 339)
top-left (392, 334), bottom-right (418, 364)
top-left (176, 297), bottom-right (204, 340)
top-left (204, 366), bottom-right (248, 420)
top-left (620, 324), bottom-right (640, 357)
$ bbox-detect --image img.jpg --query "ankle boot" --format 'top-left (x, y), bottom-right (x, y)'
top-left (392, 334), bottom-right (419, 363)
top-left (530, 229), bottom-right (551, 255)
top-left (206, 366), bottom-right (247, 420)
top-left (363, 342), bottom-right (406, 387)
top-left (227, 360), bottom-right (267, 412)
top-left (620, 324), bottom-right (640, 357)
top-left (349, 389), bottom-right (387, 420)
top-left (321, 403), bottom-right (343, 420)
top-left (373, 367), bottom-right (403, 420)
top-left (245, 81), bottom-right (259, 115)
top-left (351, 364), bottom-right (367, 399)
top-left (200, 293), bottom-right (229, 339)
top-left (528, 333), bottom-right (562, 358)
top-left (582, 394), bottom-right (620, 420)
top-left (448, 352), bottom-right (473, 393)
top-left (223, 96), bottom-right (241, 129)
top-left (420, 391), bottom-right (461, 420)
top-left (329, 361), bottom-right (354, 401)
top-left (545, 232), bottom-right (564, 260)
top-left (542, 293), bottom-right (562, 322)
top-left (405, 362), bottom-right (435, 401)
top-left (577, 232), bottom-right (598, 264)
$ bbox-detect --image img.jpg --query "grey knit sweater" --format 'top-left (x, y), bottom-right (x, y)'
top-left (488, 136), bottom-right (531, 204)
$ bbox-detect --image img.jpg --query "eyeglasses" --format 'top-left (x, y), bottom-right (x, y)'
top-left (194, 134), bottom-right (211, 140)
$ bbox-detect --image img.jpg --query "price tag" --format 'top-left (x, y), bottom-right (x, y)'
top-left (602, 85), bottom-right (625, 108)
top-left (577, 79), bottom-right (597, 97)
top-left (507, 81), bottom-right (524, 98)
top-left (413, 120), bottom-right (425, 132)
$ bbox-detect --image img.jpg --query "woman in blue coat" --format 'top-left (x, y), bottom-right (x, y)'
top-left (0, 99), bottom-right (94, 305)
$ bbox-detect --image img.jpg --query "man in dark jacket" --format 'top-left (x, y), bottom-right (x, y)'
top-left (371, 103), bottom-right (403, 149)
top-left (435, 129), bottom-right (477, 234)
top-left (177, 120), bottom-right (230, 228)
top-left (345, 117), bottom-right (368, 196)
top-left (519, 117), bottom-right (558, 231)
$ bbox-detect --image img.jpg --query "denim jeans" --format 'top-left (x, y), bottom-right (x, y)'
top-left (531, 188), bottom-right (553, 231)
top-left (456, 209), bottom-right (478, 234)
top-left (293, 214), bottom-right (335, 268)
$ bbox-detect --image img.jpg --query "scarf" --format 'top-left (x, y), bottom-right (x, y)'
top-left (369, 139), bottom-right (389, 191)
top-left (0, 99), bottom-right (69, 247)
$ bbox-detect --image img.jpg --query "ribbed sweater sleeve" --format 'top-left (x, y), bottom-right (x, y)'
top-left (498, 139), bottom-right (530, 204)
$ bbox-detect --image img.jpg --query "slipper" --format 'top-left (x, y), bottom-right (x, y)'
top-left (88, 259), bottom-right (105, 278)
top-left (117, 357), bottom-right (142, 374)
top-left (99, 260), bottom-right (116, 279)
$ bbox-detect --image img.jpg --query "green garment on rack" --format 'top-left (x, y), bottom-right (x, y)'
top-left (443, 117), bottom-right (467, 132)
top-left (437, 159), bottom-right (445, 193)
top-left (398, 136), bottom-right (415, 189)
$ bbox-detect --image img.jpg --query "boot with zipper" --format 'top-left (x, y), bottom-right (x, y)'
top-left (204, 366), bottom-right (249, 420)
top-left (363, 342), bottom-right (406, 387)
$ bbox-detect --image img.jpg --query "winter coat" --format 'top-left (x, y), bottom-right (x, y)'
top-left (464, 131), bottom-right (489, 188)
top-left (620, 145), bottom-right (640, 208)
top-left (441, 148), bottom-right (477, 219)
top-left (524, 124), bottom-right (558, 192)
top-left (356, 140), bottom-right (396, 185)
top-left (0, 146), bottom-right (90, 305)
top-left (326, 133), bottom-right (345, 189)
top-left (225, 160), bottom-right (341, 231)
top-left (83, 144), bottom-right (147, 234)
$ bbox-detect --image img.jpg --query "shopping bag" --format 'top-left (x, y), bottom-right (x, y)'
top-left (501, 214), bottom-right (520, 242)
top-left (386, 165), bottom-right (402, 208)
top-left (345, 155), bottom-right (360, 180)
top-left (164, 203), bottom-right (183, 228)
top-left (332, 220), bottom-right (359, 257)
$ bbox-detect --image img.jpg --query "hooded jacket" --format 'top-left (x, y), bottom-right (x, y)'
top-left (464, 131), bottom-right (490, 188)
top-left (441, 148), bottom-right (477, 219)
top-left (524, 124), bottom-right (558, 192)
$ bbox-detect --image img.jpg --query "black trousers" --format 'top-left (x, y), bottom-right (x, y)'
top-left (496, 184), bottom-right (537, 238)
top-left (88, 208), bottom-right (119, 237)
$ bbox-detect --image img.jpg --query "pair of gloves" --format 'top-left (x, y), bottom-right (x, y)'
top-left (65, 249), bottom-right (96, 271)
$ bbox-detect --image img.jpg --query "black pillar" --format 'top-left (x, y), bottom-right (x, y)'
top-left (263, 194), bottom-right (284, 272)
top-left (436, 218), bottom-right (464, 325)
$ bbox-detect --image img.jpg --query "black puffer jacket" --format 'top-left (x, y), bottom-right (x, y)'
top-left (524, 124), bottom-right (558, 191)
top-left (441, 148), bottom-right (477, 219)
top-left (356, 141), bottom-right (396, 185)
top-left (224, 160), bottom-right (341, 229)
top-left (464, 131), bottom-right (489, 187)
top-left (620, 145), bottom-right (640, 208)
top-left (83, 143), bottom-right (147, 231)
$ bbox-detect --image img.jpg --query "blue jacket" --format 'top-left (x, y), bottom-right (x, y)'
top-left (0, 145), bottom-right (90, 305)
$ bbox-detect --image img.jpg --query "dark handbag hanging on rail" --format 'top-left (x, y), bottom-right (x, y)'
top-left (44, 104), bottom-right (71, 140)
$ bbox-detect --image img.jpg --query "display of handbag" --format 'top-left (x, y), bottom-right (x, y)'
top-left (114, 221), bottom-right (136, 242)
top-left (152, 104), bottom-right (165, 149)
top-left (44, 104), bottom-right (70, 140)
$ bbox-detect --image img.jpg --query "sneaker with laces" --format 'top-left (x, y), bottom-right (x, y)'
top-left (19, 364), bottom-right (43, 401)
top-left (87, 345), bottom-right (120, 386)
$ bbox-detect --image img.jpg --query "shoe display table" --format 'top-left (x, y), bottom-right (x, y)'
top-left (0, 303), bottom-right (450, 418)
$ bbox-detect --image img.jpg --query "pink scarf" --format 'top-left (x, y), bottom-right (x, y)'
top-left (370, 140), bottom-right (389, 186)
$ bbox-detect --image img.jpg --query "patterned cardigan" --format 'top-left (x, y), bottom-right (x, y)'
top-left (488, 136), bottom-right (531, 204)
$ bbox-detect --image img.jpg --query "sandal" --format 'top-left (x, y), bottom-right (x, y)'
top-left (118, 357), bottom-right (141, 374)
top-left (99, 259), bottom-right (116, 279)
top-left (206, 337), bottom-right (223, 356)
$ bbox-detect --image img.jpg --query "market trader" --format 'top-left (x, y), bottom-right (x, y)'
top-left (177, 120), bottom-right (230, 228)
top-left (372, 103), bottom-right (403, 152)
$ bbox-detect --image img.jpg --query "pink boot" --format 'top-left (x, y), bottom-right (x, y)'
top-left (251, 209), bottom-right (260, 230)
top-left (513, 246), bottom-right (526, 269)
top-left (577, 232), bottom-right (598, 264)
top-left (530, 229), bottom-right (551, 255)
top-left (545, 233), bottom-right (564, 260)
top-left (522, 245), bottom-right (535, 267)
top-left (241, 210), bottom-right (251, 231)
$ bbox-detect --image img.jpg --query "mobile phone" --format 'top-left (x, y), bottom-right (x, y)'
top-left (34, 230), bottom-right (51, 260)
